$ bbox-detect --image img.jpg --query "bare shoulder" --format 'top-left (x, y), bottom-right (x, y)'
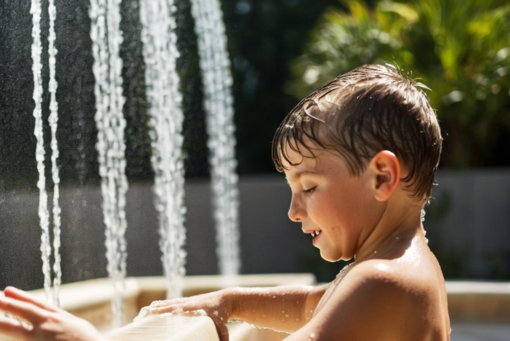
top-left (346, 257), bottom-right (436, 294)
top-left (289, 258), bottom-right (450, 341)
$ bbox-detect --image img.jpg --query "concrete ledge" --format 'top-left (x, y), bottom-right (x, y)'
top-left (4, 277), bottom-right (508, 339)
top-left (446, 281), bottom-right (510, 322)
top-left (106, 314), bottom-right (220, 341)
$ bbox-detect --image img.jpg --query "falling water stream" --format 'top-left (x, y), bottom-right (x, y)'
top-left (139, 0), bottom-right (187, 299)
top-left (30, 0), bottom-right (53, 304)
top-left (190, 0), bottom-right (241, 276)
top-left (89, 0), bottom-right (128, 328)
top-left (48, 0), bottom-right (63, 307)
top-left (28, 0), bottom-right (241, 326)
top-left (30, 0), bottom-right (63, 306)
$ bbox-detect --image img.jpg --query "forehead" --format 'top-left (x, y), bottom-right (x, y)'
top-left (280, 138), bottom-right (320, 170)
top-left (282, 142), bottom-right (345, 181)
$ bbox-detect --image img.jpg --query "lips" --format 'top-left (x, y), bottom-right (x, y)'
top-left (309, 230), bottom-right (322, 245)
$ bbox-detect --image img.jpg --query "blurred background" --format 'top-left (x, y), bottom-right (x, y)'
top-left (0, 0), bottom-right (509, 289)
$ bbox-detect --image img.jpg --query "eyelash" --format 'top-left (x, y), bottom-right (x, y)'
top-left (304, 186), bottom-right (316, 194)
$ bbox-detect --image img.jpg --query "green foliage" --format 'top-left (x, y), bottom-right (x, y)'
top-left (287, 0), bottom-right (510, 168)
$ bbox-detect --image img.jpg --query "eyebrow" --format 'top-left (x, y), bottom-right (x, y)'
top-left (285, 170), bottom-right (320, 182)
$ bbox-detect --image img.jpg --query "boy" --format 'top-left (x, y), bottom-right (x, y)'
top-left (0, 64), bottom-right (450, 341)
top-left (150, 64), bottom-right (450, 340)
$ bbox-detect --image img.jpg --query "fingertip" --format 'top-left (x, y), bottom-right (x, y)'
top-left (3, 287), bottom-right (23, 298)
top-left (148, 307), bottom-right (161, 314)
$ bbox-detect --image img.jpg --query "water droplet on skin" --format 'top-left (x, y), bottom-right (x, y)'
top-left (286, 314), bottom-right (289, 317)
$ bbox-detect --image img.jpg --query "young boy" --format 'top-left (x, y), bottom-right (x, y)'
top-left (150, 64), bottom-right (450, 340)
top-left (0, 64), bottom-right (450, 341)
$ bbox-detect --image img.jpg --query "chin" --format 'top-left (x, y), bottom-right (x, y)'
top-left (320, 249), bottom-right (353, 263)
top-left (320, 251), bottom-right (343, 263)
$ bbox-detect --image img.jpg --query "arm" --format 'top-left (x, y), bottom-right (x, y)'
top-left (0, 287), bottom-right (103, 341)
top-left (229, 284), bottom-right (328, 332)
top-left (150, 284), bottom-right (328, 340)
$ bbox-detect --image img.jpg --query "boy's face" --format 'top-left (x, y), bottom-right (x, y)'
top-left (283, 144), bottom-right (379, 262)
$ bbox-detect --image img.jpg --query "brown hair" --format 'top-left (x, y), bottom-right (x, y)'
top-left (272, 64), bottom-right (442, 201)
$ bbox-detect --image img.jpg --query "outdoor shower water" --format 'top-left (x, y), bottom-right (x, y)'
top-left (30, 0), bottom-right (63, 306)
top-left (190, 0), bottom-right (241, 276)
top-left (48, 0), bottom-right (63, 307)
top-left (139, 0), bottom-right (187, 299)
top-left (89, 0), bottom-right (129, 328)
top-left (27, 0), bottom-right (241, 326)
top-left (31, 0), bottom-right (52, 304)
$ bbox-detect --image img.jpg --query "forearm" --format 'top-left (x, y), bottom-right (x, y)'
top-left (227, 284), bottom-right (327, 333)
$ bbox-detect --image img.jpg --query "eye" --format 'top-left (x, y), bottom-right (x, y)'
top-left (304, 186), bottom-right (316, 194)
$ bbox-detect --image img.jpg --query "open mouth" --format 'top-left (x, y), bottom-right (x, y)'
top-left (311, 230), bottom-right (322, 238)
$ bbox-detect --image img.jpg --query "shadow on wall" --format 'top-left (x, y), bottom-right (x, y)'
top-left (426, 168), bottom-right (510, 280)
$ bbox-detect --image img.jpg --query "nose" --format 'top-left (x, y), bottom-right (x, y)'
top-left (288, 196), bottom-right (305, 222)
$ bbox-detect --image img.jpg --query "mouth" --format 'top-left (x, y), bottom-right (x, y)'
top-left (310, 230), bottom-right (322, 245)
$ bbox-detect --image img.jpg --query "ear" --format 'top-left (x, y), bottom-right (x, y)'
top-left (368, 151), bottom-right (401, 202)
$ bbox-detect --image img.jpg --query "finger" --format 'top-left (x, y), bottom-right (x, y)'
top-left (150, 298), bottom-right (188, 307)
top-left (149, 305), bottom-right (185, 314)
top-left (218, 323), bottom-right (229, 341)
top-left (0, 297), bottom-right (50, 324)
top-left (0, 315), bottom-right (31, 341)
top-left (3, 287), bottom-right (57, 313)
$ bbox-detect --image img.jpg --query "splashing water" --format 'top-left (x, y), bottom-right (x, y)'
top-left (190, 0), bottom-right (241, 275)
top-left (89, 0), bottom-right (128, 328)
top-left (139, 0), bottom-right (187, 299)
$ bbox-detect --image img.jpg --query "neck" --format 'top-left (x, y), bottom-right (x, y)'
top-left (353, 200), bottom-right (425, 263)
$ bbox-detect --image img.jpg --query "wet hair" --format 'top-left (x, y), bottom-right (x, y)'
top-left (272, 64), bottom-right (442, 201)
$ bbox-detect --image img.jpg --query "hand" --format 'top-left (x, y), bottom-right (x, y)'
top-left (149, 289), bottom-right (233, 341)
top-left (0, 287), bottom-right (103, 341)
